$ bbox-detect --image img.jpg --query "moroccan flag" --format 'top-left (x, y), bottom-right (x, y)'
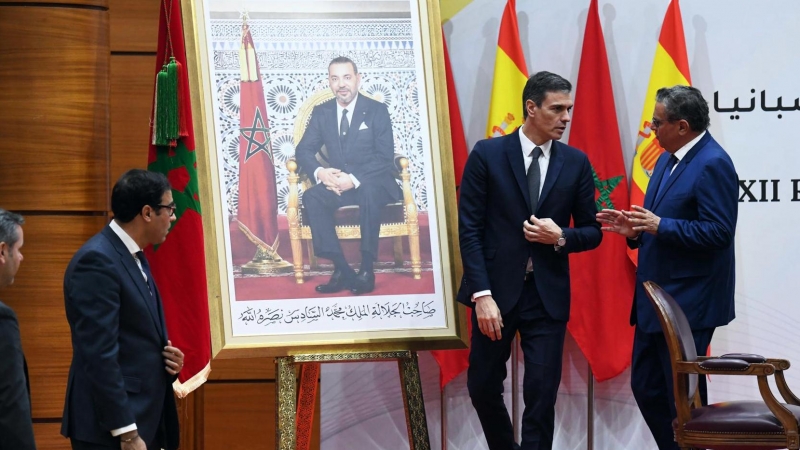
top-left (236, 20), bottom-right (282, 254)
top-left (567, 0), bottom-right (636, 382)
top-left (486, 0), bottom-right (528, 138)
top-left (146, 0), bottom-right (211, 397)
top-left (629, 0), bottom-right (691, 265)
top-left (430, 33), bottom-right (472, 389)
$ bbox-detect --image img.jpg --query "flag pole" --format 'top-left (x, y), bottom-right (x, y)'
top-left (587, 365), bottom-right (594, 450)
top-left (512, 335), bottom-right (520, 441)
top-left (441, 384), bottom-right (447, 450)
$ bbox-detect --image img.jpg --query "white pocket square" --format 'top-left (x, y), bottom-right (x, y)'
top-left (358, 122), bottom-right (369, 130)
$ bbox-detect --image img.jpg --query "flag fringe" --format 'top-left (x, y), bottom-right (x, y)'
top-left (172, 361), bottom-right (211, 398)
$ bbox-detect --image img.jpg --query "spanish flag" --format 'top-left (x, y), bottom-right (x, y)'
top-left (629, 0), bottom-right (690, 264)
top-left (486, 0), bottom-right (528, 138)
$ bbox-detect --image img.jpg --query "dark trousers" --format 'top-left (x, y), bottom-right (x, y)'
top-left (302, 181), bottom-right (394, 262)
top-left (631, 326), bottom-right (715, 450)
top-left (467, 278), bottom-right (567, 450)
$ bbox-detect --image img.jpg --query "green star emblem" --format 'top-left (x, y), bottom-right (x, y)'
top-left (592, 165), bottom-right (623, 211)
top-left (240, 108), bottom-right (274, 164)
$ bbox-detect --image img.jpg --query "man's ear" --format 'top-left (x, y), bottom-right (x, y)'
top-left (0, 242), bottom-right (6, 260)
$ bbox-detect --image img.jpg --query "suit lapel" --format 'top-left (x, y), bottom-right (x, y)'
top-left (344, 94), bottom-right (368, 154)
top-left (538, 141), bottom-right (565, 211)
top-left (505, 129), bottom-right (530, 210)
top-left (102, 227), bottom-right (165, 340)
top-left (645, 154), bottom-right (669, 210)
top-left (650, 132), bottom-right (712, 211)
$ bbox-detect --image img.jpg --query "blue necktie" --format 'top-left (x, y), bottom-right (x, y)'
top-left (135, 251), bottom-right (157, 302)
top-left (655, 154), bottom-right (679, 200)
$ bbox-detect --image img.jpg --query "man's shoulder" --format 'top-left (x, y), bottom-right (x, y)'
top-left (0, 300), bottom-right (14, 320)
top-left (554, 140), bottom-right (589, 160)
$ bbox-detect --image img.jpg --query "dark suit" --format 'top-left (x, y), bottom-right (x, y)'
top-left (457, 129), bottom-right (602, 449)
top-left (0, 301), bottom-right (36, 450)
top-left (61, 226), bottom-right (179, 450)
top-left (295, 95), bottom-right (401, 259)
top-left (629, 132), bottom-right (738, 449)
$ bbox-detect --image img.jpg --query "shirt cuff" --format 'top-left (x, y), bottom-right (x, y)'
top-left (111, 424), bottom-right (137, 437)
top-left (471, 290), bottom-right (491, 302)
top-left (313, 167), bottom-right (322, 184)
top-left (349, 174), bottom-right (360, 188)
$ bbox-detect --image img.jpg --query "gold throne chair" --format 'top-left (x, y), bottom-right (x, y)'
top-left (286, 90), bottom-right (421, 284)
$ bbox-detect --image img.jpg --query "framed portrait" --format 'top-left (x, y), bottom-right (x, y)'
top-left (182, 0), bottom-right (465, 358)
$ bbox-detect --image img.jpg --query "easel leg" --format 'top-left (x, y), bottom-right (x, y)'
top-left (398, 351), bottom-right (431, 450)
top-left (276, 357), bottom-right (297, 450)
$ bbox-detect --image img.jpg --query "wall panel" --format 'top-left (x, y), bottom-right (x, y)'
top-left (0, 5), bottom-right (109, 212)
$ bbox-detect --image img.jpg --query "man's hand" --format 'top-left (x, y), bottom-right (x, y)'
top-left (120, 432), bottom-right (145, 450)
top-left (624, 205), bottom-right (661, 235)
top-left (163, 340), bottom-right (184, 376)
top-left (474, 295), bottom-right (503, 341)
top-left (596, 208), bottom-right (639, 238)
top-left (317, 168), bottom-right (342, 191)
top-left (333, 173), bottom-right (355, 193)
top-left (522, 216), bottom-right (562, 244)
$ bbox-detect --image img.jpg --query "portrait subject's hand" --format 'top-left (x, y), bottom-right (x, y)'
top-left (333, 173), bottom-right (355, 193)
top-left (163, 340), bottom-right (184, 376)
top-left (317, 168), bottom-right (343, 192)
top-left (596, 208), bottom-right (639, 238)
top-left (522, 216), bottom-right (562, 244)
top-left (624, 205), bottom-right (661, 235)
top-left (474, 295), bottom-right (503, 341)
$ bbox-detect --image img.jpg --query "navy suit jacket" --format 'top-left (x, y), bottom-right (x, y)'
top-left (457, 129), bottom-right (602, 320)
top-left (630, 132), bottom-right (738, 333)
top-left (61, 226), bottom-right (179, 449)
top-left (0, 301), bottom-right (36, 450)
top-left (295, 94), bottom-right (400, 200)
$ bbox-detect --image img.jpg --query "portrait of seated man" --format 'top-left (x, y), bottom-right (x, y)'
top-left (294, 56), bottom-right (401, 296)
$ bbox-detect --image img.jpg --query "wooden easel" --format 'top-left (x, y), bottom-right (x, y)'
top-left (275, 350), bottom-right (431, 450)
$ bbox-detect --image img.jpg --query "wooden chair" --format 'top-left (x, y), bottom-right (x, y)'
top-left (643, 281), bottom-right (800, 449)
top-left (286, 89), bottom-right (421, 284)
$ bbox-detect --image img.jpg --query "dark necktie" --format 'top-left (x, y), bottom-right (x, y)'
top-left (135, 251), bottom-right (157, 301)
top-left (340, 108), bottom-right (349, 138)
top-left (527, 146), bottom-right (543, 213)
top-left (655, 154), bottom-right (679, 200)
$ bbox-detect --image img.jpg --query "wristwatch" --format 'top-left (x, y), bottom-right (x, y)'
top-left (555, 231), bottom-right (566, 251)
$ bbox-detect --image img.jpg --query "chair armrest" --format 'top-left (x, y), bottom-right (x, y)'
top-left (676, 360), bottom-right (776, 376)
top-left (719, 353), bottom-right (767, 363)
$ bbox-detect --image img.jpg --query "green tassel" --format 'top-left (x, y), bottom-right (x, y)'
top-left (165, 57), bottom-right (180, 143)
top-left (155, 66), bottom-right (170, 146)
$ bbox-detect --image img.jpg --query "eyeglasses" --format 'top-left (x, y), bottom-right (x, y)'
top-left (153, 203), bottom-right (177, 217)
top-left (650, 117), bottom-right (674, 129)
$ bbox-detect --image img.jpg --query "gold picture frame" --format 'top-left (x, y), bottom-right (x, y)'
top-left (181, 0), bottom-right (466, 358)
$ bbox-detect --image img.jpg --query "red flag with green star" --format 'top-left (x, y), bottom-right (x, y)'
top-left (145, 0), bottom-right (211, 397)
top-left (567, 0), bottom-right (635, 381)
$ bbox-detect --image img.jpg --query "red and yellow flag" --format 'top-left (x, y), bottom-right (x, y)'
top-left (486, 0), bottom-right (528, 138)
top-left (567, 0), bottom-right (635, 382)
top-left (629, 0), bottom-right (691, 264)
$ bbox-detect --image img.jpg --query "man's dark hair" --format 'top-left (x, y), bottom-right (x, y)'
top-left (0, 209), bottom-right (24, 248)
top-left (655, 85), bottom-right (710, 132)
top-left (111, 169), bottom-right (171, 223)
top-left (522, 71), bottom-right (572, 118)
top-left (328, 56), bottom-right (358, 75)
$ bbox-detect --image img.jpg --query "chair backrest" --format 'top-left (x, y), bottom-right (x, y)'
top-left (643, 281), bottom-right (699, 406)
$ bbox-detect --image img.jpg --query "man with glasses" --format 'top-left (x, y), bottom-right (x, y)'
top-left (597, 85), bottom-right (738, 449)
top-left (0, 208), bottom-right (37, 449)
top-left (61, 169), bottom-right (184, 450)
